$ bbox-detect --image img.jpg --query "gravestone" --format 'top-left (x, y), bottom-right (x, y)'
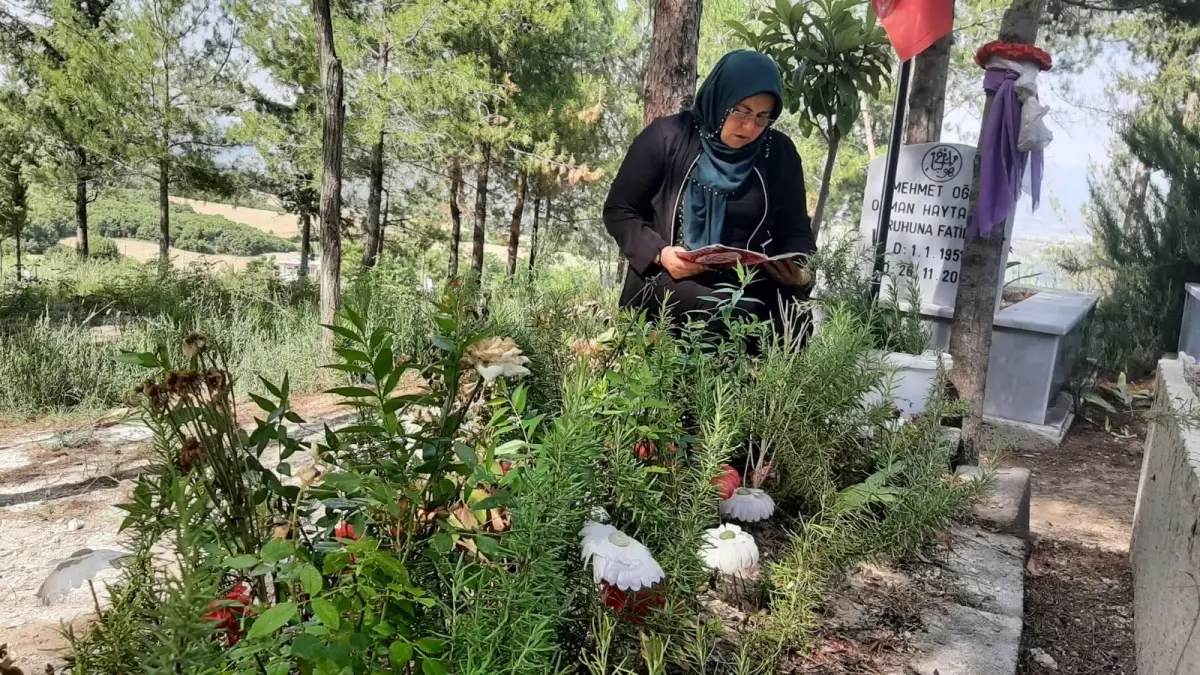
top-left (857, 142), bottom-right (1015, 317)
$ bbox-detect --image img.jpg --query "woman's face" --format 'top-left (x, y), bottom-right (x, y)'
top-left (720, 93), bottom-right (776, 149)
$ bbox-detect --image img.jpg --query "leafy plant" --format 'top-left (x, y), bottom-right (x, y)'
top-left (728, 0), bottom-right (892, 235)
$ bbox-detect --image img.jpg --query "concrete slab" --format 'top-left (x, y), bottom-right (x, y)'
top-left (940, 526), bottom-right (1026, 619)
top-left (955, 467), bottom-right (1032, 539)
top-left (909, 526), bottom-right (1026, 675)
top-left (983, 399), bottom-right (1074, 449)
top-left (1131, 358), bottom-right (1200, 674)
top-left (909, 602), bottom-right (1023, 675)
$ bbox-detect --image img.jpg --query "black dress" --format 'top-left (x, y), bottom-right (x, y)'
top-left (602, 111), bottom-right (816, 333)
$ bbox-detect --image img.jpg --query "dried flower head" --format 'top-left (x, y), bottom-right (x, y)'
top-left (464, 337), bottom-right (531, 382)
top-left (165, 370), bottom-right (203, 396)
top-left (182, 332), bottom-right (208, 359)
top-left (204, 369), bottom-right (229, 395)
top-left (178, 437), bottom-right (205, 473)
top-left (138, 379), bottom-right (170, 410)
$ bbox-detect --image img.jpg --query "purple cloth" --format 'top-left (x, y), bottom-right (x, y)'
top-left (974, 68), bottom-right (1043, 238)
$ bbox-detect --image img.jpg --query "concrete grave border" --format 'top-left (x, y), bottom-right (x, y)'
top-left (1131, 357), bottom-right (1200, 674)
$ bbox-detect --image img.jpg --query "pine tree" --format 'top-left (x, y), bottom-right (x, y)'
top-left (1089, 111), bottom-right (1200, 370)
top-left (0, 0), bottom-right (122, 257)
top-left (108, 0), bottom-right (240, 268)
top-left (234, 0), bottom-right (323, 278)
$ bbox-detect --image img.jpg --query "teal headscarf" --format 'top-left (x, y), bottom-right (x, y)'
top-left (683, 50), bottom-right (784, 250)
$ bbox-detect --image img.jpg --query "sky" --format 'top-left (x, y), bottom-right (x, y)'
top-left (941, 44), bottom-right (1147, 245)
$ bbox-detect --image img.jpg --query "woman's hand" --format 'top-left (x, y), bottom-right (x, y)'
top-left (763, 260), bottom-right (810, 287)
top-left (658, 246), bottom-right (707, 280)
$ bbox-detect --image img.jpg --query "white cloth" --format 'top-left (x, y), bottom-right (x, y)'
top-left (986, 57), bottom-right (1054, 153)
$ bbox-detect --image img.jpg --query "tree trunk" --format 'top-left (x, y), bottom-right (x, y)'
top-left (15, 233), bottom-right (21, 281)
top-left (314, 0), bottom-right (345, 353)
top-left (507, 170), bottom-right (527, 276)
top-left (363, 127), bottom-right (385, 268)
top-left (810, 128), bottom-right (841, 240)
top-left (1121, 162), bottom-right (1150, 235)
top-left (448, 158), bottom-right (463, 278)
top-left (949, 0), bottom-right (1046, 464)
top-left (643, 0), bottom-right (703, 128)
top-left (379, 188), bottom-right (389, 264)
top-left (362, 43), bottom-right (390, 269)
top-left (75, 149), bottom-right (89, 257)
top-left (299, 209), bottom-right (312, 279)
top-left (471, 143), bottom-right (491, 279)
top-left (528, 196), bottom-right (541, 272)
top-left (158, 159), bottom-right (170, 269)
top-left (905, 30), bottom-right (954, 145)
top-left (860, 98), bottom-right (878, 160)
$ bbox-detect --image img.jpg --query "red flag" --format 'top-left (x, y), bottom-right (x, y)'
top-left (871, 0), bottom-right (954, 61)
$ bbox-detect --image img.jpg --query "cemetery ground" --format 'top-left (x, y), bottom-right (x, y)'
top-left (0, 378), bottom-right (1144, 673)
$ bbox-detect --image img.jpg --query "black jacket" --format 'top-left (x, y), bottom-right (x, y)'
top-left (603, 110), bottom-right (816, 306)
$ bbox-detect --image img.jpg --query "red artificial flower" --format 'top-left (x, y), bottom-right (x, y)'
top-left (600, 581), bottom-right (666, 624)
top-left (225, 583), bottom-right (252, 610)
top-left (634, 440), bottom-right (657, 460)
top-left (666, 443), bottom-right (679, 455)
top-left (711, 464), bottom-right (741, 500)
top-left (334, 522), bottom-right (358, 539)
top-left (749, 462), bottom-right (775, 489)
top-left (499, 460), bottom-right (513, 476)
top-left (203, 583), bottom-right (252, 645)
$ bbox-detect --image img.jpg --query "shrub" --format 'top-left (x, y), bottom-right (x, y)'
top-left (809, 237), bottom-right (932, 355)
top-left (52, 263), bottom-right (979, 673)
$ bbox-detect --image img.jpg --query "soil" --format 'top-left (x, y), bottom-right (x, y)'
top-left (1003, 408), bottom-right (1144, 675)
top-left (0, 392), bottom-right (350, 672)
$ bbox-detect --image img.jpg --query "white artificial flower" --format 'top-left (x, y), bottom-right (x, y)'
top-left (721, 487), bottom-right (776, 523)
top-left (579, 522), bottom-right (664, 591)
top-left (700, 524), bottom-right (759, 575)
top-left (465, 337), bottom-right (531, 382)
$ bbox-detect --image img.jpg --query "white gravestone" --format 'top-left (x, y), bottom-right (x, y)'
top-left (857, 142), bottom-right (1014, 316)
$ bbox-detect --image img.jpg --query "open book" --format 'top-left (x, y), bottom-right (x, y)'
top-left (674, 245), bottom-right (804, 268)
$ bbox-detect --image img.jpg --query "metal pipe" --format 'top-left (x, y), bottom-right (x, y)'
top-left (870, 58), bottom-right (914, 301)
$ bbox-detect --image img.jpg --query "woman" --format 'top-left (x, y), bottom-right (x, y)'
top-left (603, 50), bottom-right (815, 332)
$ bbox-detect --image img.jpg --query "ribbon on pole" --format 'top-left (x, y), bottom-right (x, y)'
top-left (871, 0), bottom-right (954, 61)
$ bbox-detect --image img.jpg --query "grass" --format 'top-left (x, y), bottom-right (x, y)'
top-left (0, 257), bottom-right (327, 420)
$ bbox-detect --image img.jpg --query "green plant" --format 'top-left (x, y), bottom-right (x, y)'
top-left (27, 188), bottom-right (296, 256)
top-left (59, 264), bottom-right (984, 672)
top-left (809, 238), bottom-right (931, 355)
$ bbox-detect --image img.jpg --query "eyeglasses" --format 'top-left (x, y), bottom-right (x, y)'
top-left (728, 109), bottom-right (775, 128)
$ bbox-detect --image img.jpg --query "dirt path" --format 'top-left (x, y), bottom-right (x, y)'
top-left (0, 393), bottom-right (349, 672)
top-left (1004, 412), bottom-right (1143, 675)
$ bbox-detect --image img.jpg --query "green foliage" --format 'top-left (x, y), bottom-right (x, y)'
top-left (0, 260), bottom-right (321, 417)
top-left (761, 311), bottom-right (978, 645)
top-left (28, 190), bottom-right (296, 256)
top-left (809, 237), bottom-right (932, 355)
top-left (1082, 110), bottom-right (1200, 376)
top-left (56, 266), bottom-right (979, 672)
top-left (727, 0), bottom-right (892, 139)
